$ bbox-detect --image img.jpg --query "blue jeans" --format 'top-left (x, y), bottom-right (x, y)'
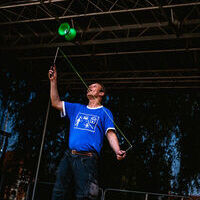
top-left (52, 150), bottom-right (99, 200)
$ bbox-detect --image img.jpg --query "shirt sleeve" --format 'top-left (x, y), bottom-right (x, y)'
top-left (60, 101), bottom-right (77, 118)
top-left (103, 108), bottom-right (116, 135)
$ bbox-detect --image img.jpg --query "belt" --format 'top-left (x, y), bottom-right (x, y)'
top-left (70, 150), bottom-right (94, 157)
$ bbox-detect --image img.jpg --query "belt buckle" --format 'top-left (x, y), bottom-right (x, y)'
top-left (71, 150), bottom-right (77, 155)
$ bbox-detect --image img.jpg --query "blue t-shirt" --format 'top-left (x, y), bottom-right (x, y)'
top-left (61, 101), bottom-right (115, 154)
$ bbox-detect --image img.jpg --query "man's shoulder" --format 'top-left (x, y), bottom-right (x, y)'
top-left (102, 106), bottom-right (113, 114)
top-left (64, 101), bottom-right (86, 108)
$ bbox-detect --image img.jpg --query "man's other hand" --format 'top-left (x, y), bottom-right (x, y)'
top-left (116, 150), bottom-right (126, 160)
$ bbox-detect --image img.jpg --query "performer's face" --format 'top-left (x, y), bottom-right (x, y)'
top-left (87, 83), bottom-right (104, 98)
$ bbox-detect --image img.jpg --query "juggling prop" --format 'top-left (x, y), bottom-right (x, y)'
top-left (58, 22), bottom-right (76, 41)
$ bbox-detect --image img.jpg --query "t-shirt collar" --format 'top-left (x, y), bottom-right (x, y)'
top-left (87, 105), bottom-right (103, 109)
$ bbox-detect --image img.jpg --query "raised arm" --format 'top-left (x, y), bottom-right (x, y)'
top-left (48, 66), bottom-right (63, 111)
top-left (106, 130), bottom-right (126, 160)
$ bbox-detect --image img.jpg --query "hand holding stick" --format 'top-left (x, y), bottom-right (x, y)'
top-left (49, 65), bottom-right (57, 81)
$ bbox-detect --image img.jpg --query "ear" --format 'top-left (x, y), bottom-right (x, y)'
top-left (99, 91), bottom-right (105, 97)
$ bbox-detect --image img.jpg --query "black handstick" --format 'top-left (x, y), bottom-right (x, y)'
top-left (125, 145), bottom-right (133, 153)
top-left (50, 65), bottom-right (55, 78)
top-left (50, 47), bottom-right (60, 78)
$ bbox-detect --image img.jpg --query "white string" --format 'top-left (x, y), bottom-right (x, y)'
top-left (59, 48), bottom-right (133, 152)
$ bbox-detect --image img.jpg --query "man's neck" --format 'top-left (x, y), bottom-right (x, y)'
top-left (88, 99), bottom-right (102, 108)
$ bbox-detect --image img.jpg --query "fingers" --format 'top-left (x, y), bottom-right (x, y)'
top-left (51, 65), bottom-right (56, 71)
top-left (50, 65), bottom-right (56, 74)
top-left (48, 69), bottom-right (54, 79)
top-left (117, 154), bottom-right (126, 160)
top-left (48, 65), bottom-right (57, 80)
top-left (116, 150), bottom-right (126, 160)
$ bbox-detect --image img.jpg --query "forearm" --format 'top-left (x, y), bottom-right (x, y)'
top-left (50, 81), bottom-right (61, 108)
top-left (49, 66), bottom-right (63, 111)
top-left (106, 130), bottom-right (120, 154)
top-left (107, 130), bottom-right (126, 160)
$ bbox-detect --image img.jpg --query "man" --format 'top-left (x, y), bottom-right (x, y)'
top-left (49, 66), bottom-right (126, 200)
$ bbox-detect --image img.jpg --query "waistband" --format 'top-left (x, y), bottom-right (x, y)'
top-left (70, 149), bottom-right (97, 157)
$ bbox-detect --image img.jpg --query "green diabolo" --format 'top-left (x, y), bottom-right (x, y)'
top-left (58, 22), bottom-right (77, 41)
top-left (65, 28), bottom-right (76, 41)
top-left (58, 23), bottom-right (70, 36)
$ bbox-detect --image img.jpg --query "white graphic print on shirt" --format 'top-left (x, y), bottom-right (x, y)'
top-left (74, 112), bottom-right (99, 132)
